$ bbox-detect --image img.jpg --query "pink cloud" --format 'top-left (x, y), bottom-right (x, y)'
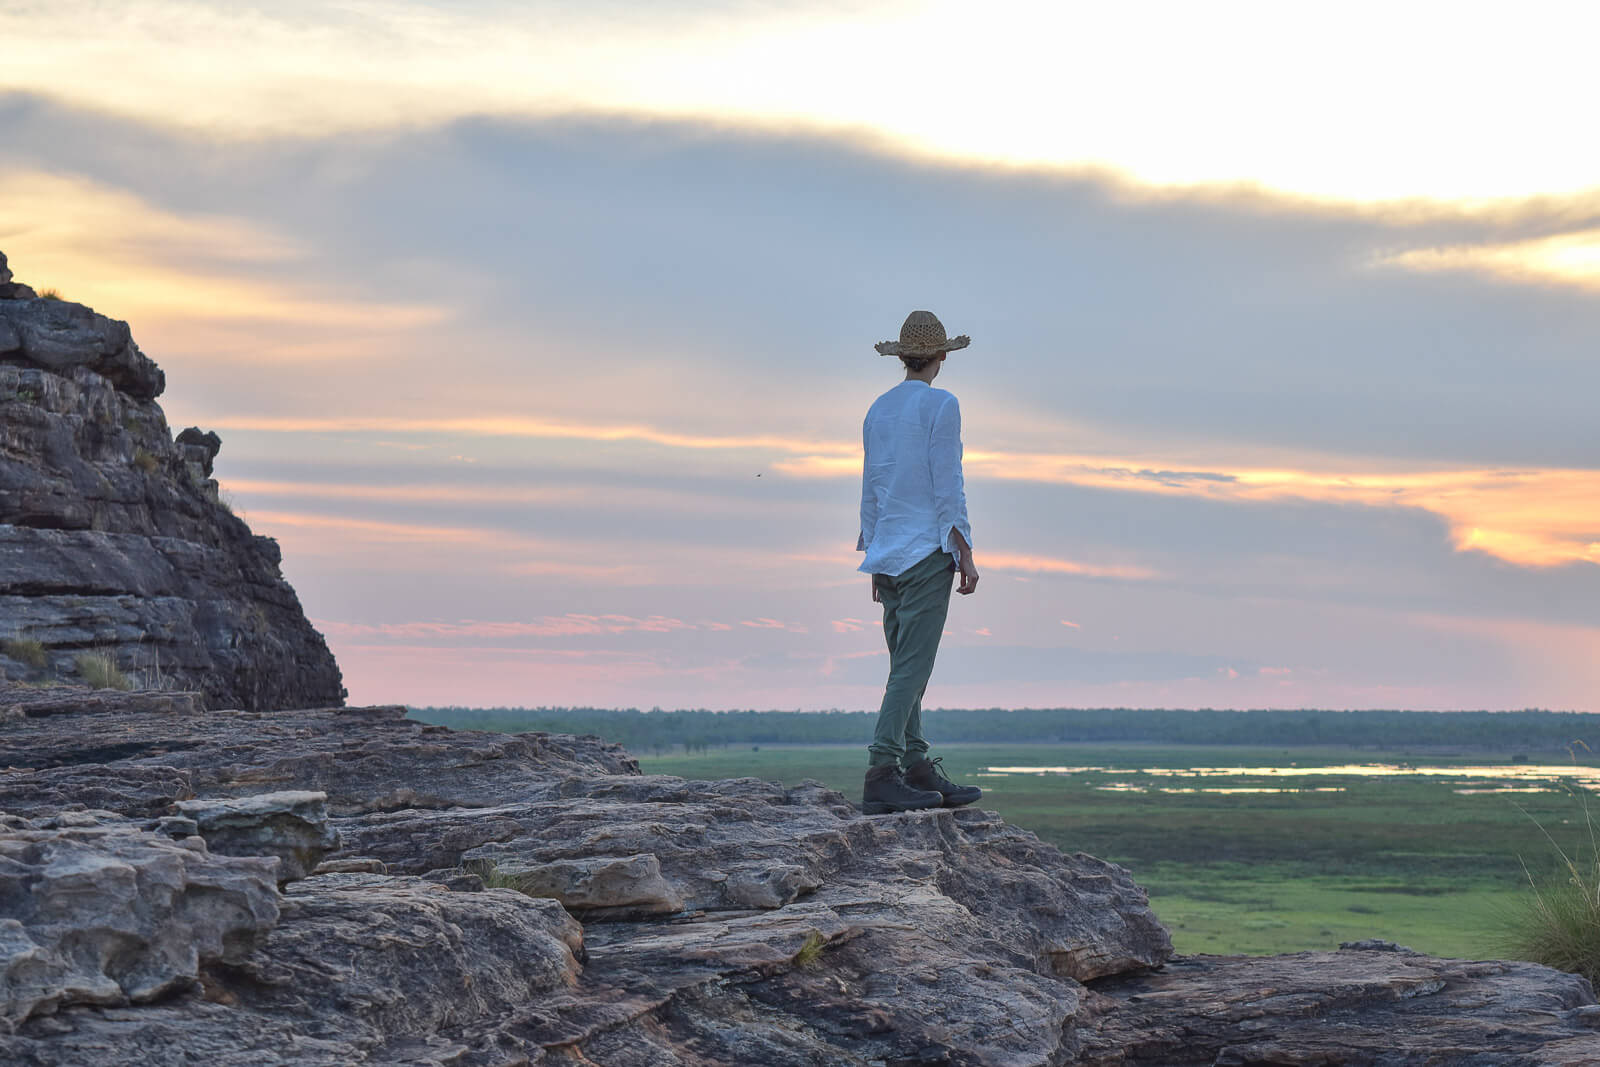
top-left (314, 615), bottom-right (698, 640)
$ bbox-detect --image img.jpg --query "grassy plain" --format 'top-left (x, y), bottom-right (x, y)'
top-left (637, 742), bottom-right (1598, 959)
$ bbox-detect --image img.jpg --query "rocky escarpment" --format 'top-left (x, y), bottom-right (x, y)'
top-left (0, 251), bottom-right (343, 710)
top-left (5, 684), bottom-right (1600, 1065)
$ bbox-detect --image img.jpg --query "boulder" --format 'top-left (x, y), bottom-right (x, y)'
top-left (494, 853), bottom-right (686, 916)
top-left (174, 426), bottom-right (221, 476)
top-left (0, 809), bottom-right (280, 1029)
top-left (0, 874), bottom-right (585, 1065)
top-left (0, 251), bottom-right (34, 300)
top-left (174, 791), bottom-right (340, 885)
top-left (0, 296), bottom-right (163, 399)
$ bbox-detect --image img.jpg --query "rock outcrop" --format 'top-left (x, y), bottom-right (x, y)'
top-left (4, 681), bottom-right (1599, 1064)
top-left (0, 806), bottom-right (281, 1029)
top-left (0, 252), bottom-right (343, 710)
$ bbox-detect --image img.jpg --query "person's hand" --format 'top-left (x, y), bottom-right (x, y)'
top-left (957, 553), bottom-right (979, 595)
top-left (871, 577), bottom-right (881, 603)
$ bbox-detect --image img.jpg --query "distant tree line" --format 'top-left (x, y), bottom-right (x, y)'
top-left (407, 706), bottom-right (1600, 756)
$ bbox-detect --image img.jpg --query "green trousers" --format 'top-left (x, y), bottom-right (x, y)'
top-left (868, 549), bottom-right (955, 768)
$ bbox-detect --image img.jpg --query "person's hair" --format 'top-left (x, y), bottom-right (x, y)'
top-left (900, 354), bottom-right (935, 374)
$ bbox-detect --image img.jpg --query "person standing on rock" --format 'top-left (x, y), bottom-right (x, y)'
top-left (857, 310), bottom-right (985, 815)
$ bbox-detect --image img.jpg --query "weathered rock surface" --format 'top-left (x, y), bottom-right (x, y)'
top-left (0, 808), bottom-right (280, 1029)
top-left (0, 686), bottom-right (638, 816)
top-left (0, 252), bottom-right (342, 710)
top-left (4, 686), bottom-right (1600, 1063)
top-left (174, 791), bottom-right (339, 885)
top-left (1077, 943), bottom-right (1600, 1065)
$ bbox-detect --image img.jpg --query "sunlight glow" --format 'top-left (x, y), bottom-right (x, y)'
top-left (0, 171), bottom-right (448, 328)
top-left (5, 1), bottom-right (1600, 202)
top-left (1386, 229), bottom-right (1600, 291)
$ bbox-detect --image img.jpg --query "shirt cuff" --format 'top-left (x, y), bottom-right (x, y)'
top-left (940, 521), bottom-right (972, 558)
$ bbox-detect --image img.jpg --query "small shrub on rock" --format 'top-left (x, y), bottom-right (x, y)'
top-left (4, 637), bottom-right (47, 669)
top-left (75, 650), bottom-right (131, 691)
top-left (466, 860), bottom-right (532, 893)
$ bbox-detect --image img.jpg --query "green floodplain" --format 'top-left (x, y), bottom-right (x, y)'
top-left (633, 742), bottom-right (1600, 960)
top-left (409, 708), bottom-right (1600, 960)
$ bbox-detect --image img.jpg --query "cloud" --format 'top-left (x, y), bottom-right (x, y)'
top-left (210, 414), bottom-right (854, 458)
top-left (6, 97), bottom-right (1600, 708)
top-left (1383, 227), bottom-right (1600, 292)
top-left (984, 552), bottom-right (1159, 581)
top-left (0, 169), bottom-right (448, 331)
top-left (316, 615), bottom-right (700, 639)
top-left (5, 3), bottom-right (1600, 201)
top-left (787, 449), bottom-right (1600, 571)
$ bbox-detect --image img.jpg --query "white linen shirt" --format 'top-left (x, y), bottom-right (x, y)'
top-left (857, 379), bottom-right (973, 577)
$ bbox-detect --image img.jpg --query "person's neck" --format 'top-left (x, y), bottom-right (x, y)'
top-left (904, 367), bottom-right (939, 384)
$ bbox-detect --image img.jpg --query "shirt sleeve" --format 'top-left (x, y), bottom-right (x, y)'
top-left (857, 415), bottom-right (877, 552)
top-left (930, 394), bottom-right (971, 558)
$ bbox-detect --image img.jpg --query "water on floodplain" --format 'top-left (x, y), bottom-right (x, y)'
top-left (981, 762), bottom-right (1600, 796)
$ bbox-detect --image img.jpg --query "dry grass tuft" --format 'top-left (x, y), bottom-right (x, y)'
top-left (1501, 744), bottom-right (1600, 984)
top-left (793, 930), bottom-right (828, 968)
top-left (4, 637), bottom-right (47, 669)
top-left (75, 650), bottom-right (131, 691)
top-left (465, 859), bottom-right (533, 893)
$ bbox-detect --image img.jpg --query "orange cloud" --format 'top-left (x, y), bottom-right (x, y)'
top-left (227, 479), bottom-right (587, 505)
top-left (222, 479), bottom-right (775, 522)
top-left (212, 415), bottom-right (855, 457)
top-left (778, 449), bottom-right (1600, 571)
top-left (245, 509), bottom-right (824, 587)
top-left (984, 552), bottom-right (1159, 580)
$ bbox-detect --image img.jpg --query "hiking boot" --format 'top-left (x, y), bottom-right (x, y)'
top-left (905, 756), bottom-right (983, 808)
top-left (862, 764), bottom-right (944, 815)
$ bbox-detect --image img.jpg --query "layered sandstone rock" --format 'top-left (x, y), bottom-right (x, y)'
top-left (0, 251), bottom-right (342, 710)
top-left (4, 683), bottom-right (1599, 1064)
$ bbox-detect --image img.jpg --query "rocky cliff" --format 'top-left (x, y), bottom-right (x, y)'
top-left (0, 251), bottom-right (343, 711)
top-left (4, 683), bottom-right (1600, 1065)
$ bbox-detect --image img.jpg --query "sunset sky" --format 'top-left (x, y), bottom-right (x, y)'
top-left (4, 1), bottom-right (1598, 710)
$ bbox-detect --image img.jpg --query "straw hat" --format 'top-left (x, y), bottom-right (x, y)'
top-left (874, 310), bottom-right (971, 357)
